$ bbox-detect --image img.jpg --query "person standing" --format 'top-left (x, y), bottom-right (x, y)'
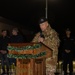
top-left (32, 17), bottom-right (60, 75)
top-left (0, 30), bottom-right (10, 75)
top-left (10, 28), bottom-right (24, 43)
top-left (62, 29), bottom-right (74, 75)
top-left (9, 28), bottom-right (24, 65)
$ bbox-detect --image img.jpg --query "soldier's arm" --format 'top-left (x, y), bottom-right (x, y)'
top-left (32, 32), bottom-right (40, 42)
top-left (43, 31), bottom-right (60, 48)
top-left (42, 31), bottom-right (60, 58)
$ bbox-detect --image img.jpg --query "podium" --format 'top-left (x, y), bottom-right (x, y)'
top-left (8, 43), bottom-right (53, 75)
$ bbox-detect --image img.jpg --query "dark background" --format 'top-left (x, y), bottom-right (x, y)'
top-left (0, 0), bottom-right (75, 60)
top-left (0, 0), bottom-right (75, 33)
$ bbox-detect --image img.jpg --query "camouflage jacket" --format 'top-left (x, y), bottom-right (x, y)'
top-left (32, 25), bottom-right (60, 65)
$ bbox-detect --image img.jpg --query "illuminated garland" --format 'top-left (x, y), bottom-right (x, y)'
top-left (7, 51), bottom-right (46, 59)
top-left (7, 44), bottom-right (42, 51)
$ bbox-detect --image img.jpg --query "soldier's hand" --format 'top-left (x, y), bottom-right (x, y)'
top-left (0, 50), bottom-right (7, 54)
top-left (68, 50), bottom-right (71, 53)
top-left (38, 37), bottom-right (44, 42)
top-left (65, 50), bottom-right (71, 53)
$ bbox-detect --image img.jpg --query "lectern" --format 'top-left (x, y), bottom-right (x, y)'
top-left (8, 43), bottom-right (53, 75)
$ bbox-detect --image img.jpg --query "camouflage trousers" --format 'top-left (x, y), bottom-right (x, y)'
top-left (46, 58), bottom-right (57, 75)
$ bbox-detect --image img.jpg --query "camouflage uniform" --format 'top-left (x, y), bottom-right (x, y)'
top-left (32, 25), bottom-right (60, 75)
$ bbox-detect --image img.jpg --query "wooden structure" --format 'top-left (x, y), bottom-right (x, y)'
top-left (8, 43), bottom-right (53, 75)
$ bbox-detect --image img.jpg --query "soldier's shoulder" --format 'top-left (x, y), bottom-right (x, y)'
top-left (52, 29), bottom-right (57, 32)
top-left (51, 29), bottom-right (58, 35)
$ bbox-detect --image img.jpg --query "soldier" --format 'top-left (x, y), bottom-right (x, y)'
top-left (9, 28), bottom-right (24, 66)
top-left (62, 29), bottom-right (74, 75)
top-left (32, 17), bottom-right (60, 75)
top-left (0, 30), bottom-right (10, 75)
top-left (10, 28), bottom-right (24, 43)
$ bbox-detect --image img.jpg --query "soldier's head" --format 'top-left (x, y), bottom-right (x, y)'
top-left (12, 28), bottom-right (19, 35)
top-left (1, 30), bottom-right (7, 37)
top-left (39, 17), bottom-right (48, 31)
top-left (66, 28), bottom-right (71, 36)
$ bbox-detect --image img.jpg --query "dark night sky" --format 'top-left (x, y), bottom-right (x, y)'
top-left (0, 0), bottom-right (75, 34)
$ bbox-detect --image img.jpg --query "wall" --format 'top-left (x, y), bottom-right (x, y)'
top-left (0, 22), bottom-right (16, 34)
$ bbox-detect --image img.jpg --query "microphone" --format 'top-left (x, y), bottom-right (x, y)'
top-left (40, 31), bottom-right (45, 38)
